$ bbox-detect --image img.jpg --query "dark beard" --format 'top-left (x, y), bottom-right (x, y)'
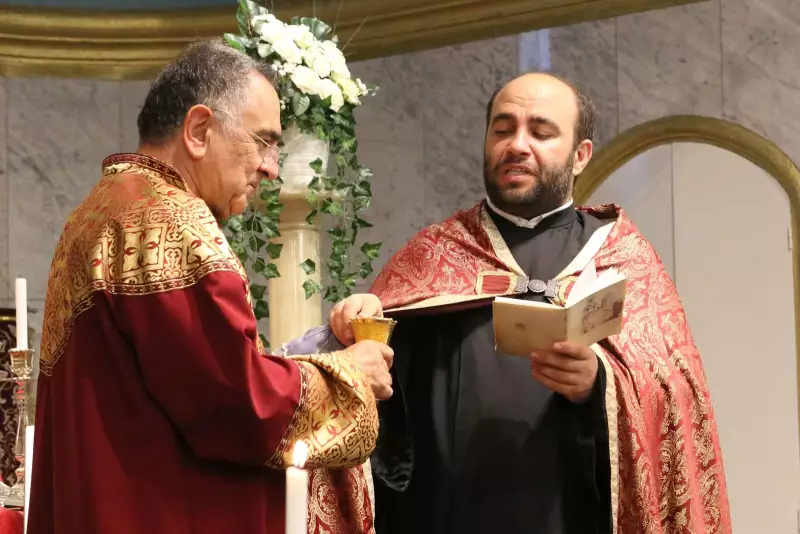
top-left (484, 153), bottom-right (574, 219)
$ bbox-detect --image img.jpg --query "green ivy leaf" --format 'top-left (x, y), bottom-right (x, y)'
top-left (306, 191), bottom-right (318, 205)
top-left (248, 235), bottom-right (266, 252)
top-left (332, 240), bottom-right (349, 256)
top-left (307, 176), bottom-right (322, 191)
top-left (328, 257), bottom-right (345, 276)
top-left (328, 227), bottom-right (346, 239)
top-left (352, 181), bottom-right (372, 197)
top-left (323, 286), bottom-right (342, 303)
top-left (266, 202), bottom-right (283, 219)
top-left (250, 283), bottom-right (267, 300)
top-left (309, 158), bottom-right (324, 174)
top-left (224, 33), bottom-right (249, 52)
top-left (254, 299), bottom-right (269, 320)
top-left (236, 7), bottom-right (251, 37)
top-left (321, 198), bottom-right (344, 216)
top-left (300, 17), bottom-right (332, 40)
top-left (352, 216), bottom-right (373, 229)
top-left (361, 242), bottom-right (382, 260)
top-left (299, 259), bottom-right (316, 275)
top-left (263, 262), bottom-right (280, 279)
top-left (266, 242), bottom-right (283, 259)
top-left (263, 225), bottom-right (280, 239)
top-left (259, 332), bottom-right (270, 351)
top-left (226, 216), bottom-right (243, 232)
top-left (356, 167), bottom-right (374, 181)
top-left (302, 280), bottom-right (323, 299)
top-left (292, 93), bottom-right (311, 116)
top-left (253, 257), bottom-right (267, 274)
top-left (359, 261), bottom-right (374, 279)
top-left (305, 209), bottom-right (318, 225)
top-left (230, 240), bottom-right (246, 258)
top-left (353, 195), bottom-right (371, 211)
top-left (243, 0), bottom-right (268, 17)
top-left (340, 138), bottom-right (357, 153)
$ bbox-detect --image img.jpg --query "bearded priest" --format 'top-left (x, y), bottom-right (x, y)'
top-left (29, 39), bottom-right (392, 534)
top-left (329, 73), bottom-right (732, 534)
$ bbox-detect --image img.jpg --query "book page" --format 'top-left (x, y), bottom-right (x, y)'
top-left (564, 277), bottom-right (627, 346)
top-left (492, 297), bottom-right (567, 356)
top-left (566, 260), bottom-right (597, 307)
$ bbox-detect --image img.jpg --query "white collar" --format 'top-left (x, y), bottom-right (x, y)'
top-left (485, 197), bottom-right (574, 229)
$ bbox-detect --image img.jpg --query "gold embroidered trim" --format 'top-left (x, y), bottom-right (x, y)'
top-left (478, 205), bottom-right (526, 276)
top-left (386, 293), bottom-right (499, 314)
top-left (593, 344), bottom-right (620, 534)
top-left (272, 351), bottom-right (378, 469)
top-left (266, 359), bottom-right (311, 467)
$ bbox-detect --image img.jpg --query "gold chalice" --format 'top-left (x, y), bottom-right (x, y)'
top-left (350, 316), bottom-right (397, 344)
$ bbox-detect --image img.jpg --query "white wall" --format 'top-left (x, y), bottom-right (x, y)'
top-left (589, 142), bottom-right (799, 533)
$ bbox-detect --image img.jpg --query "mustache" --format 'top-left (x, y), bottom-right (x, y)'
top-left (492, 156), bottom-right (538, 175)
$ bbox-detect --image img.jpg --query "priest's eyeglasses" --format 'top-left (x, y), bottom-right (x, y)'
top-left (213, 108), bottom-right (281, 163)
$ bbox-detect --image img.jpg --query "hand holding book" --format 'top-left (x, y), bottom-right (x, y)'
top-left (530, 341), bottom-right (599, 403)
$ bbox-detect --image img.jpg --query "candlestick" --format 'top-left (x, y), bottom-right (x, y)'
top-left (14, 278), bottom-right (27, 350)
top-left (285, 441), bottom-right (309, 534)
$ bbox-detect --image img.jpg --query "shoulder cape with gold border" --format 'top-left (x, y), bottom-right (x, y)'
top-left (369, 200), bottom-right (732, 534)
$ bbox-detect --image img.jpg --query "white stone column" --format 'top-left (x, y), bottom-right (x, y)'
top-left (267, 125), bottom-right (327, 347)
top-left (267, 195), bottom-right (322, 347)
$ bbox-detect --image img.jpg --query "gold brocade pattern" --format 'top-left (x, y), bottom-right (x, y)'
top-left (271, 351), bottom-right (378, 469)
top-left (307, 464), bottom-right (376, 534)
top-left (554, 206), bottom-right (731, 534)
top-left (39, 154), bottom-right (249, 376)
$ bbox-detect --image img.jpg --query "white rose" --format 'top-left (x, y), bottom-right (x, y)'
top-left (272, 35), bottom-right (304, 64)
top-left (305, 50), bottom-right (331, 79)
top-left (290, 65), bottom-right (323, 96)
top-left (258, 43), bottom-right (273, 59)
top-left (316, 79), bottom-right (344, 112)
top-left (320, 40), bottom-right (350, 77)
top-left (258, 20), bottom-right (287, 44)
top-left (332, 75), bottom-right (361, 104)
top-left (288, 25), bottom-right (315, 50)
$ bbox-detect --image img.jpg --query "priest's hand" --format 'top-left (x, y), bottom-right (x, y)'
top-left (330, 293), bottom-right (384, 346)
top-left (347, 340), bottom-right (394, 400)
top-left (529, 342), bottom-right (598, 404)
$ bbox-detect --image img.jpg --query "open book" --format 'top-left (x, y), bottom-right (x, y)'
top-left (492, 262), bottom-right (627, 356)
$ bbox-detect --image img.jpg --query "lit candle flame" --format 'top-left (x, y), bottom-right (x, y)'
top-left (292, 440), bottom-right (308, 469)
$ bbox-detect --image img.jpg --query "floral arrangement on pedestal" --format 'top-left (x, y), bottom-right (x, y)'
top-left (223, 1), bottom-right (382, 329)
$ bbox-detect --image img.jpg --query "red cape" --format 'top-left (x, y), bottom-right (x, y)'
top-left (370, 201), bottom-right (732, 534)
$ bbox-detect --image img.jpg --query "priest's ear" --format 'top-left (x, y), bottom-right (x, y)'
top-left (181, 104), bottom-right (215, 160)
top-left (571, 138), bottom-right (593, 177)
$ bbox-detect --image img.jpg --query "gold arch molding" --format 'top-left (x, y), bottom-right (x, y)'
top-left (0, 0), bottom-right (701, 80)
top-left (574, 114), bottom-right (800, 441)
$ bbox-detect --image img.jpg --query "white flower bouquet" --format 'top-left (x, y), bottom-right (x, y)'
top-left (224, 1), bottom-right (382, 331)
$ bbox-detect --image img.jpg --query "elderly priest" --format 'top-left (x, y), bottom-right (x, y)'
top-left (28, 39), bottom-right (392, 534)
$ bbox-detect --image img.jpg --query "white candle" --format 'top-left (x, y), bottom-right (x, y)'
top-left (285, 441), bottom-right (309, 534)
top-left (24, 425), bottom-right (34, 534)
top-left (15, 277), bottom-right (27, 350)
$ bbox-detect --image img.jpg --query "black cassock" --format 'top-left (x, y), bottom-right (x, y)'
top-left (372, 205), bottom-right (613, 534)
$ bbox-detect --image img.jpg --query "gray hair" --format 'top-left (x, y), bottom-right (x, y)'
top-left (137, 38), bottom-right (276, 145)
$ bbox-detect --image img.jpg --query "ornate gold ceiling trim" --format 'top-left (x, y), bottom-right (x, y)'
top-left (0, 0), bottom-right (701, 80)
top-left (575, 114), bottom-right (800, 441)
